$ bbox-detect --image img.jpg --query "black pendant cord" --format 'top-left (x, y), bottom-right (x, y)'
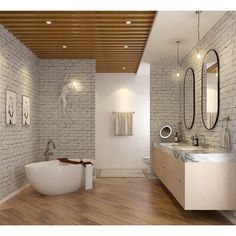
top-left (176, 40), bottom-right (180, 74)
top-left (196, 11), bottom-right (201, 54)
top-left (198, 12), bottom-right (200, 53)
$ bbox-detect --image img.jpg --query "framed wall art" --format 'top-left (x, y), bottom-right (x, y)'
top-left (6, 90), bottom-right (17, 125)
top-left (22, 95), bottom-right (30, 125)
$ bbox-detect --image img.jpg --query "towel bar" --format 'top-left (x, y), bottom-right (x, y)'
top-left (112, 112), bottom-right (135, 113)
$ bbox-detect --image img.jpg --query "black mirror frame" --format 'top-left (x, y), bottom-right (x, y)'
top-left (183, 67), bottom-right (195, 130)
top-left (201, 49), bottom-right (220, 130)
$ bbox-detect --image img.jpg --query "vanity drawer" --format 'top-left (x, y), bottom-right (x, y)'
top-left (184, 162), bottom-right (236, 210)
top-left (173, 158), bottom-right (185, 207)
top-left (152, 147), bottom-right (161, 176)
top-left (152, 147), bottom-right (185, 207)
top-left (152, 148), bottom-right (168, 184)
top-left (152, 148), bottom-right (183, 192)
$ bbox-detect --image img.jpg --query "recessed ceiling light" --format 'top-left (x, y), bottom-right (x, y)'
top-left (124, 45), bottom-right (129, 49)
top-left (62, 45), bottom-right (67, 48)
top-left (125, 20), bottom-right (132, 25)
top-left (46, 21), bottom-right (52, 25)
top-left (122, 67), bottom-right (126, 70)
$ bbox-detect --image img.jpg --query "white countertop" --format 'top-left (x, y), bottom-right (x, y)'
top-left (158, 142), bottom-right (236, 163)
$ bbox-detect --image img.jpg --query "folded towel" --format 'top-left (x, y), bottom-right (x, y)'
top-left (114, 112), bottom-right (133, 136)
top-left (58, 158), bottom-right (93, 167)
top-left (220, 127), bottom-right (231, 150)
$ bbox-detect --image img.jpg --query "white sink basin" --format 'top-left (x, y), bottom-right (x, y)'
top-left (160, 142), bottom-right (179, 146)
top-left (176, 146), bottom-right (199, 151)
top-left (159, 142), bottom-right (236, 163)
top-left (161, 143), bottom-right (206, 151)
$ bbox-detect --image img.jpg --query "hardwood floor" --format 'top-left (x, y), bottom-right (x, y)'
top-left (0, 178), bottom-right (231, 225)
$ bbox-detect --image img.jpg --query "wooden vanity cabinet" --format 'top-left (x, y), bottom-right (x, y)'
top-left (152, 147), bottom-right (236, 210)
top-left (152, 148), bottom-right (184, 207)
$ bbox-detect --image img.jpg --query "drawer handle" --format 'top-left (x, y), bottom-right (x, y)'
top-left (178, 179), bottom-right (182, 183)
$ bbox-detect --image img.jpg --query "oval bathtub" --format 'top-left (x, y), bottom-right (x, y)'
top-left (25, 159), bottom-right (92, 196)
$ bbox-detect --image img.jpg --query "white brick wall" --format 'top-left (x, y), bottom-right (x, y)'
top-left (39, 59), bottom-right (96, 160)
top-left (150, 65), bottom-right (181, 146)
top-left (0, 25), bottom-right (96, 201)
top-left (180, 11), bottom-right (236, 151)
top-left (151, 12), bottom-right (236, 152)
top-left (179, 11), bottom-right (236, 223)
top-left (0, 25), bottom-right (40, 199)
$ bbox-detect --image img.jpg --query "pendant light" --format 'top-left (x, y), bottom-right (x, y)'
top-left (196, 11), bottom-right (202, 59)
top-left (176, 41), bottom-right (180, 77)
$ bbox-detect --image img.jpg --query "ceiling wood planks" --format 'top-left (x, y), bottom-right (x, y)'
top-left (0, 11), bottom-right (156, 73)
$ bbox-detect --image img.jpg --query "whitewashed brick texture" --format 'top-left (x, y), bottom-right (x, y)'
top-left (0, 24), bottom-right (96, 201)
top-left (0, 25), bottom-right (40, 199)
top-left (150, 65), bottom-right (181, 146)
top-left (179, 12), bottom-right (236, 152)
top-left (39, 59), bottom-right (96, 160)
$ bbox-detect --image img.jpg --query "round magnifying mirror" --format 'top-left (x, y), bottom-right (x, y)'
top-left (201, 49), bottom-right (220, 130)
top-left (160, 125), bottom-right (172, 139)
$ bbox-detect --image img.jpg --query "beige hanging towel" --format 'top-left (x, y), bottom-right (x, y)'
top-left (220, 116), bottom-right (231, 150)
top-left (114, 112), bottom-right (133, 136)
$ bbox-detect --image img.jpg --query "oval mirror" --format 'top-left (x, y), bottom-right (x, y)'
top-left (201, 49), bottom-right (220, 129)
top-left (184, 67), bottom-right (195, 129)
top-left (160, 125), bottom-right (172, 139)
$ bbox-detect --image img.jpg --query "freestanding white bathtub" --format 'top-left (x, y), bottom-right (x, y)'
top-left (25, 159), bottom-right (93, 196)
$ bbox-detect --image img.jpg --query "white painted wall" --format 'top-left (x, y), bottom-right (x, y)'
top-left (95, 63), bottom-right (150, 169)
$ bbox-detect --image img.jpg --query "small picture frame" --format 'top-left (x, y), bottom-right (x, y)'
top-left (6, 90), bottom-right (17, 125)
top-left (22, 95), bottom-right (30, 126)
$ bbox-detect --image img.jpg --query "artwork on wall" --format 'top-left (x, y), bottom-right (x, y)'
top-left (22, 95), bottom-right (30, 125)
top-left (6, 90), bottom-right (17, 125)
top-left (58, 73), bottom-right (82, 114)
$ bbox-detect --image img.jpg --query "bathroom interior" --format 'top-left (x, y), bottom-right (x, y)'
top-left (1, 5), bottom-right (236, 230)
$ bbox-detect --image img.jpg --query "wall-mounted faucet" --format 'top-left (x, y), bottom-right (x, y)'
top-left (192, 134), bottom-right (209, 149)
top-left (44, 139), bottom-right (56, 161)
top-left (191, 134), bottom-right (199, 146)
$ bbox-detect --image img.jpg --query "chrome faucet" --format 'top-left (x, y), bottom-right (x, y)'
top-left (191, 134), bottom-right (199, 146)
top-left (44, 139), bottom-right (56, 161)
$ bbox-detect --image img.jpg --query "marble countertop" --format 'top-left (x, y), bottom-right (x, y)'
top-left (157, 142), bottom-right (236, 163)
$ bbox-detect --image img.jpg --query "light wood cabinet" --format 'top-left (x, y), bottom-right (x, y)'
top-left (152, 147), bottom-right (236, 210)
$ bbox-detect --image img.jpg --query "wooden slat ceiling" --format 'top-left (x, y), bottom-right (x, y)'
top-left (0, 11), bottom-right (156, 73)
top-left (207, 63), bottom-right (218, 73)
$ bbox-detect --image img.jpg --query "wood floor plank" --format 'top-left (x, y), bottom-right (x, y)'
top-left (0, 178), bottom-right (231, 225)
